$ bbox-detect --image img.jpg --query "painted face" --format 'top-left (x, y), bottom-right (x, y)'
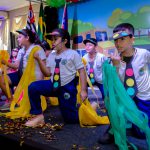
top-left (114, 36), bottom-right (134, 54)
top-left (85, 42), bottom-right (96, 54)
top-left (17, 34), bottom-right (28, 47)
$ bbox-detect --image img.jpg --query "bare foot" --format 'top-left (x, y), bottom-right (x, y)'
top-left (25, 114), bottom-right (45, 127)
top-left (91, 101), bottom-right (98, 111)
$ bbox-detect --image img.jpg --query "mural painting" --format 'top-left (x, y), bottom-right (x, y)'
top-left (56, 0), bottom-right (150, 56)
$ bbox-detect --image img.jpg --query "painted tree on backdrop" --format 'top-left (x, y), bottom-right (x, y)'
top-left (108, 6), bottom-right (150, 40)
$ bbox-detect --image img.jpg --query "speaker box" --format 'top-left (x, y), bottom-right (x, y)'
top-left (44, 6), bottom-right (59, 34)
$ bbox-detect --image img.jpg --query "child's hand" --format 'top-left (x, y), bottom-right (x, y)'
top-left (80, 90), bottom-right (87, 102)
top-left (110, 53), bottom-right (121, 67)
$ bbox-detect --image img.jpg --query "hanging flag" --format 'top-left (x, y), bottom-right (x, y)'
top-left (38, 2), bottom-right (46, 41)
top-left (61, 3), bottom-right (68, 31)
top-left (26, 2), bottom-right (36, 33)
top-left (71, 5), bottom-right (78, 49)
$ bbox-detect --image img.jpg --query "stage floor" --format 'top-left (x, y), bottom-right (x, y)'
top-left (0, 105), bottom-right (148, 150)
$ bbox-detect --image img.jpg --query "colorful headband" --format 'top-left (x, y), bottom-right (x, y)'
top-left (113, 31), bottom-right (132, 40)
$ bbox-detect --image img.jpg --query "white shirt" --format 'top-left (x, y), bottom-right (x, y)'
top-left (83, 52), bottom-right (107, 84)
top-left (118, 48), bottom-right (150, 100)
top-left (16, 44), bottom-right (46, 80)
top-left (46, 49), bottom-right (84, 86)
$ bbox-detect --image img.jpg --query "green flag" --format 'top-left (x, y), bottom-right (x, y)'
top-left (71, 5), bottom-right (78, 50)
top-left (38, 3), bottom-right (46, 41)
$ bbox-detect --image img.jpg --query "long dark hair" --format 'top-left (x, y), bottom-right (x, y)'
top-left (17, 29), bottom-right (44, 48)
top-left (52, 28), bottom-right (70, 48)
top-left (10, 47), bottom-right (19, 60)
top-left (42, 40), bottom-right (51, 51)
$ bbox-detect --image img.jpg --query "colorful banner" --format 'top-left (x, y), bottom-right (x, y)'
top-left (38, 2), bottom-right (46, 41)
top-left (26, 2), bottom-right (36, 33)
top-left (61, 3), bottom-right (68, 31)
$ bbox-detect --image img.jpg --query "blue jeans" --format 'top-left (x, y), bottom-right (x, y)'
top-left (94, 82), bottom-right (104, 100)
top-left (8, 71), bottom-right (21, 94)
top-left (132, 96), bottom-right (150, 139)
top-left (28, 78), bottom-right (79, 123)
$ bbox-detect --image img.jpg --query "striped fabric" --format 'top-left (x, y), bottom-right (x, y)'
top-left (26, 2), bottom-right (36, 33)
top-left (61, 3), bottom-right (68, 31)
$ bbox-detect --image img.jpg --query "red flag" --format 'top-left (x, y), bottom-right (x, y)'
top-left (61, 3), bottom-right (68, 31)
top-left (26, 2), bottom-right (36, 33)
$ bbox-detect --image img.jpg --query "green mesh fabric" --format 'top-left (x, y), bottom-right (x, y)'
top-left (102, 61), bottom-right (150, 150)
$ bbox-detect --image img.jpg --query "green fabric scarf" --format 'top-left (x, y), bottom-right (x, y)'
top-left (102, 61), bottom-right (150, 150)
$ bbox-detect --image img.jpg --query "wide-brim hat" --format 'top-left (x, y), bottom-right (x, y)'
top-left (83, 38), bottom-right (97, 46)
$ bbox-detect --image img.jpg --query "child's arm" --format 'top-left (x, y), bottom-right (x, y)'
top-left (1, 59), bottom-right (20, 69)
top-left (78, 68), bottom-right (87, 101)
top-left (34, 52), bottom-right (51, 77)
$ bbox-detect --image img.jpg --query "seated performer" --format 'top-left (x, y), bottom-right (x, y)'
top-left (7, 47), bottom-right (20, 73)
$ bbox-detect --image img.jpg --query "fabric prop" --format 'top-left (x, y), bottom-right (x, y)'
top-left (79, 99), bottom-right (109, 127)
top-left (102, 60), bottom-right (150, 150)
top-left (4, 46), bottom-right (47, 119)
top-left (0, 50), bottom-right (11, 98)
top-left (78, 58), bottom-right (109, 127)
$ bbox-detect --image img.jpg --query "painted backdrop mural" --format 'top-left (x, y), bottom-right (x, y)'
top-left (57, 0), bottom-right (150, 56)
